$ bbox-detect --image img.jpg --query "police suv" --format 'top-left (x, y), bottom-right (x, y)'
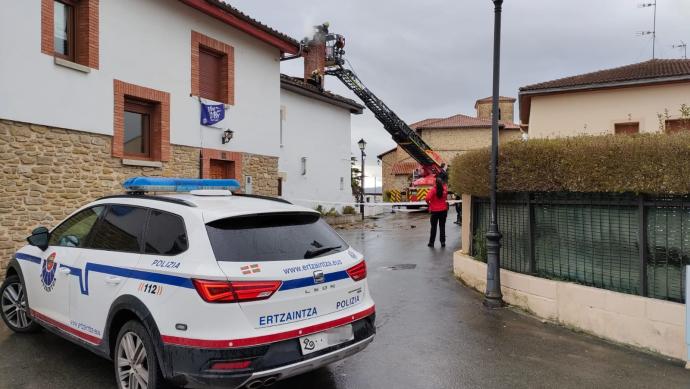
top-left (0, 177), bottom-right (376, 389)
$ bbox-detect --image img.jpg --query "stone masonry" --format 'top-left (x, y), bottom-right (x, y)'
top-left (0, 119), bottom-right (278, 275)
top-left (242, 153), bottom-right (279, 196)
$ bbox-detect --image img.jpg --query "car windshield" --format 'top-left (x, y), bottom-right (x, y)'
top-left (206, 212), bottom-right (347, 262)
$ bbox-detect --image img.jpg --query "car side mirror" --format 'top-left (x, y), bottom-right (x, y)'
top-left (27, 227), bottom-right (50, 251)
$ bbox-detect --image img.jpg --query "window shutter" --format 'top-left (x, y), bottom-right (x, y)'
top-left (199, 48), bottom-right (222, 102)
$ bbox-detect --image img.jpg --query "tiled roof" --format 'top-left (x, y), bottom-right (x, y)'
top-left (391, 161), bottom-right (418, 175)
top-left (201, 0), bottom-right (300, 47)
top-left (409, 118), bottom-right (443, 129)
top-left (416, 113), bottom-right (520, 130)
top-left (280, 74), bottom-right (364, 113)
top-left (520, 59), bottom-right (690, 92)
top-left (377, 146), bottom-right (398, 159)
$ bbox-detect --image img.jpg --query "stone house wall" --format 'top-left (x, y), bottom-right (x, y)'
top-left (0, 119), bottom-right (278, 275)
top-left (242, 153), bottom-right (279, 196)
top-left (475, 100), bottom-right (515, 122)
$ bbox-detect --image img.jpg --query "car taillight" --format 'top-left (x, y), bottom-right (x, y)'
top-left (210, 360), bottom-right (252, 370)
top-left (347, 260), bottom-right (367, 281)
top-left (193, 279), bottom-right (282, 303)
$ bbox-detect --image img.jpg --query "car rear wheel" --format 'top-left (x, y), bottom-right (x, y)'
top-left (115, 320), bottom-right (164, 389)
top-left (0, 274), bottom-right (41, 333)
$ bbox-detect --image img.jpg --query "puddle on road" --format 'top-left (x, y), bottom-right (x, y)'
top-left (382, 264), bottom-right (417, 271)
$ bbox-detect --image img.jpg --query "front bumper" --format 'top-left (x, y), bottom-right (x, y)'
top-left (163, 313), bottom-right (376, 388)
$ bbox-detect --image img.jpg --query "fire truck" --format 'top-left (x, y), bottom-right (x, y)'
top-left (317, 27), bottom-right (445, 202)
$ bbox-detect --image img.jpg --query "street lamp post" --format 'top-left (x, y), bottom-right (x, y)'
top-left (358, 139), bottom-right (367, 221)
top-left (484, 0), bottom-right (504, 308)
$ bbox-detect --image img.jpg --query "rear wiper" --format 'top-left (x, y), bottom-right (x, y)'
top-left (304, 245), bottom-right (342, 259)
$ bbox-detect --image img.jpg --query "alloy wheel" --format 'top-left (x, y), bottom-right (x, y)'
top-left (117, 332), bottom-right (150, 389)
top-left (1, 282), bottom-right (31, 329)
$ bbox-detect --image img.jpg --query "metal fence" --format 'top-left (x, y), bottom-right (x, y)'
top-left (471, 193), bottom-right (690, 303)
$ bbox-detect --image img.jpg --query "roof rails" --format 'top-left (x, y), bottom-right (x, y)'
top-left (97, 194), bottom-right (197, 208)
top-left (232, 193), bottom-right (292, 204)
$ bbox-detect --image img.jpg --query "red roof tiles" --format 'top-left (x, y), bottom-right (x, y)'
top-left (416, 114), bottom-right (520, 130)
top-left (391, 161), bottom-right (419, 175)
top-left (520, 59), bottom-right (690, 92)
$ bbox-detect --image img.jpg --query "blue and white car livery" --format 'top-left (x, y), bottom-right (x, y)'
top-left (0, 178), bottom-right (376, 389)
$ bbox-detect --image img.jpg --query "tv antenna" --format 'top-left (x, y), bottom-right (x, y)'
top-left (638, 0), bottom-right (657, 59)
top-left (672, 41), bottom-right (687, 59)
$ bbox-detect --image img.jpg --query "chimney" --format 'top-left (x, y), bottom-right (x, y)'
top-left (474, 96), bottom-right (516, 122)
top-left (304, 23), bottom-right (329, 89)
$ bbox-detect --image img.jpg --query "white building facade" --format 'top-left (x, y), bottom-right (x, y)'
top-left (0, 0), bottom-right (362, 271)
top-left (279, 75), bottom-right (363, 210)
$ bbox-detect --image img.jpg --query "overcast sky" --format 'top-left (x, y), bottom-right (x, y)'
top-left (234, 0), bottom-right (690, 187)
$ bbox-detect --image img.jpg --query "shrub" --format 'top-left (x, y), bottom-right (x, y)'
top-left (325, 207), bottom-right (340, 217)
top-left (451, 133), bottom-right (690, 196)
top-left (315, 205), bottom-right (326, 215)
top-left (342, 205), bottom-right (356, 215)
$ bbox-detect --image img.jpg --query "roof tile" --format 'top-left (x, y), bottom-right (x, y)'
top-left (417, 114), bottom-right (520, 130)
top-left (391, 161), bottom-right (418, 175)
top-left (520, 59), bottom-right (690, 92)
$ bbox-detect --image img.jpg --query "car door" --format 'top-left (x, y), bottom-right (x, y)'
top-left (69, 204), bottom-right (148, 342)
top-left (26, 206), bottom-right (105, 326)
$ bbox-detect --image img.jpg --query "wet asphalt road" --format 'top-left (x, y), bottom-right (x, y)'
top-left (2, 211), bottom-right (690, 388)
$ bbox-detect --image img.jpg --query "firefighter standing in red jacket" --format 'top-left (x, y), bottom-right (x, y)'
top-left (425, 176), bottom-right (449, 247)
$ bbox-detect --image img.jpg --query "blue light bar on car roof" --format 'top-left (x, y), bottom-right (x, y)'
top-left (123, 177), bottom-right (241, 193)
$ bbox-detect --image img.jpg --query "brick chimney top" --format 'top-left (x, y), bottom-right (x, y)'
top-left (303, 23), bottom-right (329, 89)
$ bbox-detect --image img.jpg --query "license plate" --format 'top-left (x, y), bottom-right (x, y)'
top-left (299, 324), bottom-right (354, 355)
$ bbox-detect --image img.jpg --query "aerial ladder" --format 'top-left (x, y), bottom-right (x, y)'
top-left (318, 30), bottom-right (445, 202)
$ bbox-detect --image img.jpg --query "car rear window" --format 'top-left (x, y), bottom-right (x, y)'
top-left (205, 212), bottom-right (347, 262)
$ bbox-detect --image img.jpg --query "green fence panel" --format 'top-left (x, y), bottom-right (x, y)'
top-left (532, 195), bottom-right (640, 296)
top-left (470, 193), bottom-right (690, 302)
top-left (646, 200), bottom-right (690, 302)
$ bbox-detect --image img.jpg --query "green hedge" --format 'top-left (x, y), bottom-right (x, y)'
top-left (450, 133), bottom-right (690, 197)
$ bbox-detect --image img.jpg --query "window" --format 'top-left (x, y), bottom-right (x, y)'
top-left (665, 119), bottom-right (690, 133)
top-left (42, 0), bottom-right (99, 68)
top-left (206, 213), bottom-right (347, 262)
top-left (277, 177), bottom-right (283, 196)
top-left (124, 99), bottom-right (153, 157)
top-left (199, 47), bottom-right (222, 102)
top-left (49, 206), bottom-right (104, 247)
top-left (87, 205), bottom-right (147, 253)
top-left (144, 210), bottom-right (188, 256)
top-left (301, 157), bottom-right (307, 176)
top-left (113, 80), bottom-right (170, 162)
top-left (340, 177), bottom-right (345, 191)
top-left (53, 1), bottom-right (75, 61)
top-left (191, 31), bottom-right (234, 105)
top-left (615, 122), bottom-right (640, 135)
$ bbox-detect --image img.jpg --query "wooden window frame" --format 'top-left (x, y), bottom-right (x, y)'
top-left (614, 122), bottom-right (640, 135)
top-left (53, 0), bottom-right (77, 62)
top-left (123, 99), bottom-right (154, 159)
top-left (665, 119), bottom-right (690, 133)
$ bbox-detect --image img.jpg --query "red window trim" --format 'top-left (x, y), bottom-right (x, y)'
top-left (41, 0), bottom-right (99, 69)
top-left (113, 80), bottom-right (170, 162)
top-left (191, 31), bottom-right (234, 105)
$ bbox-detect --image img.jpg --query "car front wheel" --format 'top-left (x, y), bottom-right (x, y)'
top-left (0, 274), bottom-right (41, 333)
top-left (115, 320), bottom-right (165, 389)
